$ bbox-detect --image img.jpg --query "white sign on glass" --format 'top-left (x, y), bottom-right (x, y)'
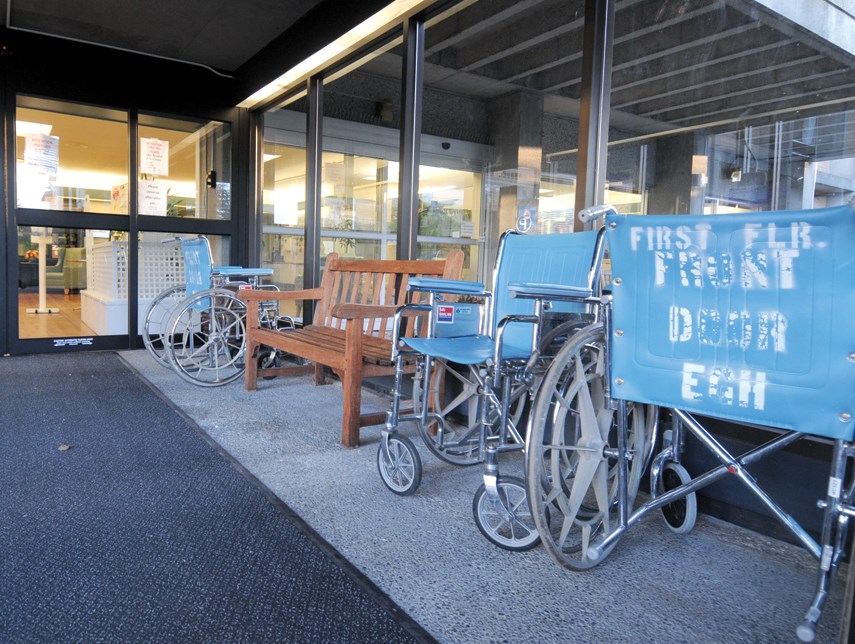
top-left (24, 133), bottom-right (60, 175)
top-left (139, 180), bottom-right (167, 216)
top-left (140, 137), bottom-right (170, 176)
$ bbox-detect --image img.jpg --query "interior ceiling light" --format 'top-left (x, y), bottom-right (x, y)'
top-left (238, 0), bottom-right (432, 110)
top-left (16, 121), bottom-right (54, 136)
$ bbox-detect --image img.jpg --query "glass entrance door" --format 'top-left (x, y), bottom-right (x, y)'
top-left (9, 95), bottom-right (235, 353)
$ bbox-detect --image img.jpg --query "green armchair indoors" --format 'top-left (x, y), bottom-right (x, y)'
top-left (45, 247), bottom-right (87, 293)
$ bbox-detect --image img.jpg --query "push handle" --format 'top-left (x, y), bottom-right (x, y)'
top-left (578, 204), bottom-right (618, 224)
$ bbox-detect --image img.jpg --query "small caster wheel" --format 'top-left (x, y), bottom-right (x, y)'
top-left (796, 620), bottom-right (816, 643)
top-left (377, 433), bottom-right (422, 496)
top-left (473, 475), bottom-right (541, 551)
top-left (658, 462), bottom-right (697, 534)
top-left (257, 349), bottom-right (281, 380)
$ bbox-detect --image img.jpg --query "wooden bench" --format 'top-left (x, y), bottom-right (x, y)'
top-left (238, 251), bottom-right (464, 447)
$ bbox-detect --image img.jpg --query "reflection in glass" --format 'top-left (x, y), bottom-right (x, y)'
top-left (320, 152), bottom-right (396, 262)
top-left (417, 165), bottom-right (481, 280)
top-left (605, 0), bottom-right (855, 214)
top-left (138, 114), bottom-right (232, 220)
top-left (262, 138), bottom-right (306, 319)
top-left (418, 0), bottom-right (588, 280)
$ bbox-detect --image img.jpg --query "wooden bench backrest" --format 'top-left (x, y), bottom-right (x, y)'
top-left (314, 251), bottom-right (464, 339)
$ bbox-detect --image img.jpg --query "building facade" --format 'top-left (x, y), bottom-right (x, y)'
top-left (2, 0), bottom-right (854, 354)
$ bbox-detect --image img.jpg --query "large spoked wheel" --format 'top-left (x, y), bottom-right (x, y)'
top-left (472, 475), bottom-right (541, 551)
top-left (377, 433), bottom-right (423, 496)
top-left (412, 360), bottom-right (527, 466)
top-left (526, 323), bottom-right (655, 570)
top-left (657, 462), bottom-right (697, 534)
top-left (166, 288), bottom-right (247, 387)
top-left (142, 284), bottom-right (186, 367)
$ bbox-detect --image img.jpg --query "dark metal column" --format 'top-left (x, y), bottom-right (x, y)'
top-left (1, 82), bottom-right (9, 355)
top-left (236, 107), bottom-right (259, 267)
top-left (574, 0), bottom-right (615, 230)
top-left (128, 107), bottom-right (140, 347)
top-left (303, 75), bottom-right (323, 321)
top-left (396, 16), bottom-right (425, 260)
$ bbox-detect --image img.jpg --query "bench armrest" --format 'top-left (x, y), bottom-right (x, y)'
top-left (238, 286), bottom-right (325, 303)
top-left (330, 303), bottom-right (399, 320)
top-left (408, 277), bottom-right (487, 297)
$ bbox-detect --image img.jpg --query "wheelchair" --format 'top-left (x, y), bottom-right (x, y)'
top-left (142, 235), bottom-right (289, 386)
top-left (524, 203), bottom-right (855, 642)
top-left (379, 227), bottom-right (607, 551)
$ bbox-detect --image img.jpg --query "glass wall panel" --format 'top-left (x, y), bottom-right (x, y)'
top-left (17, 226), bottom-right (230, 339)
top-left (319, 151), bottom-right (395, 262)
top-left (138, 114), bottom-right (232, 219)
top-left (263, 108), bottom-right (488, 286)
top-left (17, 225), bottom-right (110, 339)
top-left (606, 0), bottom-right (855, 214)
top-left (16, 97), bottom-right (128, 214)
top-left (321, 48), bottom-right (403, 264)
top-left (416, 161), bottom-right (482, 279)
top-left (418, 0), bottom-right (586, 280)
top-left (262, 108), bottom-right (307, 319)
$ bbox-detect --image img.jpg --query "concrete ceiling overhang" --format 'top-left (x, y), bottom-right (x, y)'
top-left (1, 0), bottom-right (389, 103)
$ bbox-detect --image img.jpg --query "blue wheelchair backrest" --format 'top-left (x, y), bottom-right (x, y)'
top-left (605, 204), bottom-right (855, 441)
top-left (494, 228), bottom-right (599, 354)
top-left (179, 237), bottom-right (214, 298)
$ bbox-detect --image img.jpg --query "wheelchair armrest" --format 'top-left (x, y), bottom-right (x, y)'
top-left (509, 281), bottom-right (594, 301)
top-left (408, 277), bottom-right (487, 297)
top-left (493, 313), bottom-right (540, 387)
top-left (213, 266), bottom-right (274, 278)
top-left (391, 303), bottom-right (432, 357)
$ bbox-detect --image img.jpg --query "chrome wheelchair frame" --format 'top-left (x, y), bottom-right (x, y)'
top-left (524, 203), bottom-right (855, 642)
top-left (378, 227), bottom-right (608, 551)
top-left (142, 235), bottom-right (291, 386)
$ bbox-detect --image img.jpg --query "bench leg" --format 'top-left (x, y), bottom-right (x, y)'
top-left (314, 362), bottom-right (326, 385)
top-left (341, 323), bottom-right (363, 448)
top-left (244, 337), bottom-right (258, 391)
top-left (342, 367), bottom-right (362, 448)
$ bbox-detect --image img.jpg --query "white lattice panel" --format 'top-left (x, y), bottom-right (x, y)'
top-left (85, 241), bottom-right (185, 302)
top-left (138, 242), bottom-right (185, 300)
top-left (86, 241), bottom-right (128, 300)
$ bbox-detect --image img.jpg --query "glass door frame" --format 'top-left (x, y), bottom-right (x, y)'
top-left (3, 79), bottom-right (243, 356)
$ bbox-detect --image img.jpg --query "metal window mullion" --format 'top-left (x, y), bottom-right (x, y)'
top-left (128, 107), bottom-right (139, 348)
top-left (575, 0), bottom-right (615, 229)
top-left (396, 16), bottom-right (425, 260)
top-left (304, 75), bottom-right (324, 321)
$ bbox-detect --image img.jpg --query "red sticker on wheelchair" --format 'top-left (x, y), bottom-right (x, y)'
top-left (437, 304), bottom-right (454, 324)
top-left (238, 284), bottom-right (253, 290)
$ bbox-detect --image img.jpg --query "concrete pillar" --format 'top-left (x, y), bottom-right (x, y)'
top-left (648, 133), bottom-right (706, 215)
top-left (488, 91), bottom-right (543, 260)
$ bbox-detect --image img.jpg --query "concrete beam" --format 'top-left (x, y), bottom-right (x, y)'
top-left (747, 0), bottom-right (855, 56)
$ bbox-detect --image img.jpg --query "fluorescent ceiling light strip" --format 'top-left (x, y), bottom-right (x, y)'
top-left (238, 0), bottom-right (432, 109)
